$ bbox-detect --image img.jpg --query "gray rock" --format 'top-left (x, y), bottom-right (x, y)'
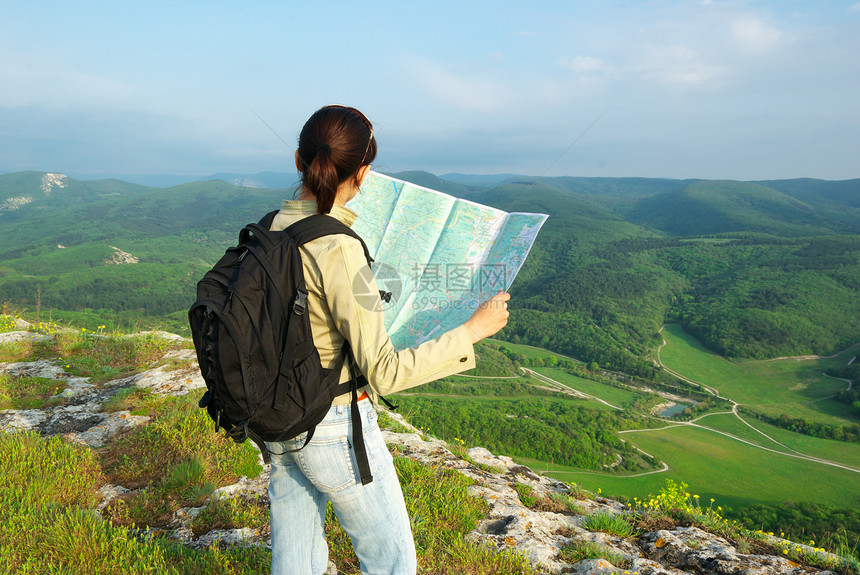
top-left (191, 527), bottom-right (262, 550)
top-left (0, 330), bottom-right (49, 344)
top-left (1, 358), bottom-right (66, 379)
top-left (122, 364), bottom-right (205, 396)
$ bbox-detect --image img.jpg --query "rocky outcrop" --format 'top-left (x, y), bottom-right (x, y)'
top-left (0, 329), bottom-right (842, 574)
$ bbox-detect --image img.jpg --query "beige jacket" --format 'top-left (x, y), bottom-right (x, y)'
top-left (270, 200), bottom-right (476, 405)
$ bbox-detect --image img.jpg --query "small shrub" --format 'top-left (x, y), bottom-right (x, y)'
top-left (190, 494), bottom-right (270, 537)
top-left (582, 511), bottom-right (636, 538)
top-left (566, 481), bottom-right (593, 501)
top-left (548, 492), bottom-right (583, 514)
top-left (558, 539), bottom-right (631, 568)
top-left (377, 409), bottom-right (413, 434)
top-left (52, 331), bottom-right (172, 384)
top-left (0, 314), bottom-right (20, 334)
top-left (101, 385), bottom-right (166, 416)
top-left (0, 340), bottom-right (34, 363)
top-left (512, 483), bottom-right (537, 508)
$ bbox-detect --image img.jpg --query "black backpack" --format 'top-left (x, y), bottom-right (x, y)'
top-left (188, 210), bottom-right (378, 484)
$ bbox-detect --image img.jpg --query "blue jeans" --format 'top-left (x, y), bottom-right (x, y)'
top-left (266, 399), bottom-right (417, 575)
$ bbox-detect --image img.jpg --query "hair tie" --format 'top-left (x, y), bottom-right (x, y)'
top-left (317, 143), bottom-right (332, 154)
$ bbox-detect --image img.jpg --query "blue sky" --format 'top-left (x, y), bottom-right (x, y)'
top-left (1, 0), bottom-right (858, 181)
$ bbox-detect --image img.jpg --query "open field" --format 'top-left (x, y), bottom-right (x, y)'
top-left (660, 325), bottom-right (856, 424)
top-left (696, 412), bottom-right (860, 469)
top-left (544, 424), bottom-right (860, 511)
top-left (529, 367), bottom-right (655, 410)
top-left (659, 324), bottom-right (746, 388)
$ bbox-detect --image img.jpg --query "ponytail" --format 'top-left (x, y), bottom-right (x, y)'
top-left (304, 144), bottom-right (339, 215)
top-left (297, 105), bottom-right (377, 214)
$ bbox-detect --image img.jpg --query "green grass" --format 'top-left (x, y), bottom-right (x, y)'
top-left (0, 431), bottom-right (271, 575)
top-left (582, 511), bottom-right (636, 537)
top-left (557, 539), bottom-right (631, 568)
top-left (0, 339), bottom-right (36, 363)
top-left (512, 482), bottom-right (537, 507)
top-left (661, 324), bottom-right (856, 424)
top-left (326, 457), bottom-right (538, 574)
top-left (0, 314), bottom-right (22, 333)
top-left (51, 331), bottom-right (173, 384)
top-left (659, 324), bottom-right (747, 388)
top-left (0, 326), bottom-right (538, 574)
top-left (99, 392), bottom-right (262, 523)
top-left (558, 425), bottom-right (860, 512)
top-left (488, 338), bottom-right (580, 364)
top-left (696, 412), bottom-right (860, 469)
top-left (531, 367), bottom-right (654, 408)
top-left (0, 375), bottom-right (67, 410)
top-left (189, 494), bottom-right (269, 537)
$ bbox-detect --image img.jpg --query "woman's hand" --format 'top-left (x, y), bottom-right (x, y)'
top-left (463, 291), bottom-right (511, 344)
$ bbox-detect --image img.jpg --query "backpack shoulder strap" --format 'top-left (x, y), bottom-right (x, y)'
top-left (286, 214), bottom-right (374, 266)
top-left (257, 209), bottom-right (280, 229)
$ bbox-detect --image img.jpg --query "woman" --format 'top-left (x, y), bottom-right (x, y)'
top-left (265, 105), bottom-right (510, 575)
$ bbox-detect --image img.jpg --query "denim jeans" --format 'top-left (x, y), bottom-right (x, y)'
top-left (266, 399), bottom-right (416, 575)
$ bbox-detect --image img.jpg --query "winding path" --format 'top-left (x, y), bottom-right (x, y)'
top-left (643, 327), bottom-right (860, 475)
top-left (549, 327), bottom-right (860, 479)
top-left (520, 368), bottom-right (623, 411)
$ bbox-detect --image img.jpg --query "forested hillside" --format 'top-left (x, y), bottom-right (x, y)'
top-left (0, 172), bottom-right (287, 332)
top-left (1, 170), bottom-right (859, 366)
top-left (464, 175), bottom-right (860, 366)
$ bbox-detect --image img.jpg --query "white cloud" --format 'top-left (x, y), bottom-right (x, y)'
top-left (632, 44), bottom-right (725, 88)
top-left (405, 59), bottom-right (515, 114)
top-left (731, 17), bottom-right (783, 52)
top-left (850, 3), bottom-right (860, 13)
top-left (559, 55), bottom-right (608, 74)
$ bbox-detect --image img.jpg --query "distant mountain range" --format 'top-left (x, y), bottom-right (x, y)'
top-left (1, 170), bottom-right (858, 364)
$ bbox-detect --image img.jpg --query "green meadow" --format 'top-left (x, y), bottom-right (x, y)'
top-left (696, 412), bottom-right (860, 469)
top-left (530, 367), bottom-right (656, 410)
top-left (546, 424), bottom-right (860, 512)
top-left (658, 324), bottom-right (746, 388)
top-left (660, 324), bottom-right (856, 424)
top-left (487, 339), bottom-right (581, 364)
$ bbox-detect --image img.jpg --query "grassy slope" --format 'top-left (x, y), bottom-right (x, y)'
top-left (697, 412), bottom-right (860, 469)
top-left (563, 425), bottom-right (860, 511)
top-left (661, 324), bottom-right (857, 423)
top-left (0, 326), bottom-right (537, 575)
top-left (628, 180), bottom-right (851, 236)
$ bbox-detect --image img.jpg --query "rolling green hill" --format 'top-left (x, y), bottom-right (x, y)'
top-left (457, 176), bottom-right (860, 363)
top-left (1, 170), bottom-right (859, 363)
top-left (0, 173), bottom-right (289, 332)
top-left (627, 180), bottom-right (850, 236)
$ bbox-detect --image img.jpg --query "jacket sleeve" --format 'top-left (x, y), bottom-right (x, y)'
top-left (317, 235), bottom-right (476, 396)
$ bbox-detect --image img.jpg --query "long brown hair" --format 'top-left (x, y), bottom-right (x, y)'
top-left (297, 105), bottom-right (377, 214)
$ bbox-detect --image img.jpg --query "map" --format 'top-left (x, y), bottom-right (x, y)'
top-left (347, 172), bottom-right (548, 350)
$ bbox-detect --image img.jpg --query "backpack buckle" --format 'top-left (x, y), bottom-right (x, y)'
top-left (292, 289), bottom-right (308, 316)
